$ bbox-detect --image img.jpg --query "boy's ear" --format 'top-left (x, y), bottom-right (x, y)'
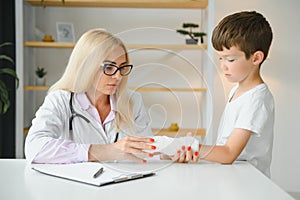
top-left (252, 51), bottom-right (264, 65)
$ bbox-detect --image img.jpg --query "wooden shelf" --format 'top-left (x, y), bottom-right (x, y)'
top-left (24, 86), bottom-right (206, 92)
top-left (133, 87), bottom-right (206, 92)
top-left (24, 86), bottom-right (50, 90)
top-left (24, 41), bottom-right (75, 48)
top-left (127, 44), bottom-right (207, 50)
top-left (25, 0), bottom-right (208, 9)
top-left (153, 128), bottom-right (205, 137)
top-left (24, 41), bottom-right (207, 50)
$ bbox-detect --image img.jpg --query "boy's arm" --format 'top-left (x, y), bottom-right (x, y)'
top-left (200, 128), bottom-right (251, 164)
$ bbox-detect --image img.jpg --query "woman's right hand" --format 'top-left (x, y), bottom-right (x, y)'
top-left (88, 136), bottom-right (156, 163)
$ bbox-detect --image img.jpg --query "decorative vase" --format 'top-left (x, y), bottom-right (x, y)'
top-left (36, 77), bottom-right (46, 86)
top-left (169, 123), bottom-right (179, 131)
top-left (185, 38), bottom-right (198, 44)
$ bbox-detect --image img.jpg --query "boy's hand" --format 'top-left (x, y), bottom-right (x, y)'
top-left (172, 145), bottom-right (199, 163)
top-left (159, 132), bottom-right (200, 163)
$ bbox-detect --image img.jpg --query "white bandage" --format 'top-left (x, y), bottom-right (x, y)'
top-left (147, 136), bottom-right (199, 156)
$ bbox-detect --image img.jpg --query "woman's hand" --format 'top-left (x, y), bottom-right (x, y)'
top-left (88, 136), bottom-right (155, 163)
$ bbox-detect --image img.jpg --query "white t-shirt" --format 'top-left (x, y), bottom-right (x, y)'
top-left (216, 83), bottom-right (274, 177)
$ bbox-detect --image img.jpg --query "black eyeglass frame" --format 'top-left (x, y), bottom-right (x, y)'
top-left (101, 63), bottom-right (133, 76)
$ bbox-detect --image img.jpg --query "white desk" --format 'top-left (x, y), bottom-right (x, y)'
top-left (0, 159), bottom-right (294, 200)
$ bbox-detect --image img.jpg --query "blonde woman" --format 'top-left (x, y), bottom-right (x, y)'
top-left (25, 29), bottom-right (155, 164)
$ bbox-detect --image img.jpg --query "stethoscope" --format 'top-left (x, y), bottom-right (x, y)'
top-left (69, 92), bottom-right (90, 132)
top-left (68, 92), bottom-right (119, 142)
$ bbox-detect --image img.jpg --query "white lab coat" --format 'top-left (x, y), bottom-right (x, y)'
top-left (25, 90), bottom-right (152, 163)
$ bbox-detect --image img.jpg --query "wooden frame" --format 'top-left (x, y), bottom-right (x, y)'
top-left (56, 22), bottom-right (75, 42)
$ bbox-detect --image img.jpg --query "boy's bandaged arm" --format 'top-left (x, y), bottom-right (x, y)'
top-left (145, 136), bottom-right (199, 156)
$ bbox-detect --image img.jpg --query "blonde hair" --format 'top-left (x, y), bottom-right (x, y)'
top-left (50, 28), bottom-right (134, 131)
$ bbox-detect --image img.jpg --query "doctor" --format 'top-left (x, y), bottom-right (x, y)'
top-left (25, 29), bottom-right (156, 164)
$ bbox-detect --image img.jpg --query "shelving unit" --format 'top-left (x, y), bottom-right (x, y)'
top-left (23, 84), bottom-right (207, 136)
top-left (24, 86), bottom-right (50, 91)
top-left (16, 0), bottom-right (210, 157)
top-left (23, 84), bottom-right (207, 137)
top-left (24, 41), bottom-right (75, 48)
top-left (24, 41), bottom-right (207, 50)
top-left (153, 128), bottom-right (205, 137)
top-left (25, 0), bottom-right (208, 9)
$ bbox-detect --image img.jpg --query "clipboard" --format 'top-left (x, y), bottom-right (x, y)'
top-left (31, 162), bottom-right (155, 187)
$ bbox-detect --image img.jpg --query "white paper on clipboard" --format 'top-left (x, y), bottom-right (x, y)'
top-left (31, 162), bottom-right (155, 186)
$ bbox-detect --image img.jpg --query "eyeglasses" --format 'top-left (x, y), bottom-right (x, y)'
top-left (101, 63), bottom-right (133, 76)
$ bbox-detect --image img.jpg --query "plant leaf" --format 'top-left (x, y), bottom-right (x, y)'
top-left (0, 42), bottom-right (14, 64)
top-left (0, 68), bottom-right (18, 78)
top-left (2, 100), bottom-right (10, 113)
top-left (0, 42), bottom-right (17, 114)
top-left (0, 80), bottom-right (10, 114)
top-left (183, 23), bottom-right (199, 28)
top-left (0, 80), bottom-right (8, 98)
top-left (0, 101), bottom-right (3, 114)
top-left (0, 42), bottom-right (12, 48)
top-left (0, 68), bottom-right (19, 88)
top-left (176, 30), bottom-right (189, 35)
top-left (193, 32), bottom-right (207, 37)
top-left (0, 55), bottom-right (14, 64)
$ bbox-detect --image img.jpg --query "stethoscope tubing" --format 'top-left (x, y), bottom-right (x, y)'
top-left (68, 92), bottom-right (117, 143)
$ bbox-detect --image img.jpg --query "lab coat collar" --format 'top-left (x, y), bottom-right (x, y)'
top-left (76, 92), bottom-right (117, 112)
top-left (76, 92), bottom-right (90, 110)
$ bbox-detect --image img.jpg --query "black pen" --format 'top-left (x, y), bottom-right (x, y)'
top-left (93, 167), bottom-right (104, 178)
top-left (114, 132), bottom-right (119, 143)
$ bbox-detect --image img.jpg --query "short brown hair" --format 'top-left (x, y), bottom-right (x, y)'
top-left (212, 11), bottom-right (273, 63)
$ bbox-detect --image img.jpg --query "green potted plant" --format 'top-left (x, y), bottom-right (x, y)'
top-left (35, 66), bottom-right (47, 86)
top-left (0, 42), bottom-right (19, 114)
top-left (176, 23), bottom-right (207, 44)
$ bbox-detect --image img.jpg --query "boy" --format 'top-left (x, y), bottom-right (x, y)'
top-left (175, 11), bottom-right (274, 177)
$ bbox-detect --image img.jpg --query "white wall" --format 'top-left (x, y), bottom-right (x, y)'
top-left (213, 0), bottom-right (300, 193)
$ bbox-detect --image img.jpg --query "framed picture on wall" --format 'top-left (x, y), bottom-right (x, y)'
top-left (56, 22), bottom-right (75, 42)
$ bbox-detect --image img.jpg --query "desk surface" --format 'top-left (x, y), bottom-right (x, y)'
top-left (0, 159), bottom-right (294, 200)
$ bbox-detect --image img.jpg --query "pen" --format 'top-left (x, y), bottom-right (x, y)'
top-left (114, 132), bottom-right (119, 143)
top-left (93, 167), bottom-right (104, 178)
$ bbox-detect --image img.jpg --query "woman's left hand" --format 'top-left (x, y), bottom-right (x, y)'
top-left (88, 136), bottom-right (155, 163)
top-left (113, 136), bottom-right (156, 162)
